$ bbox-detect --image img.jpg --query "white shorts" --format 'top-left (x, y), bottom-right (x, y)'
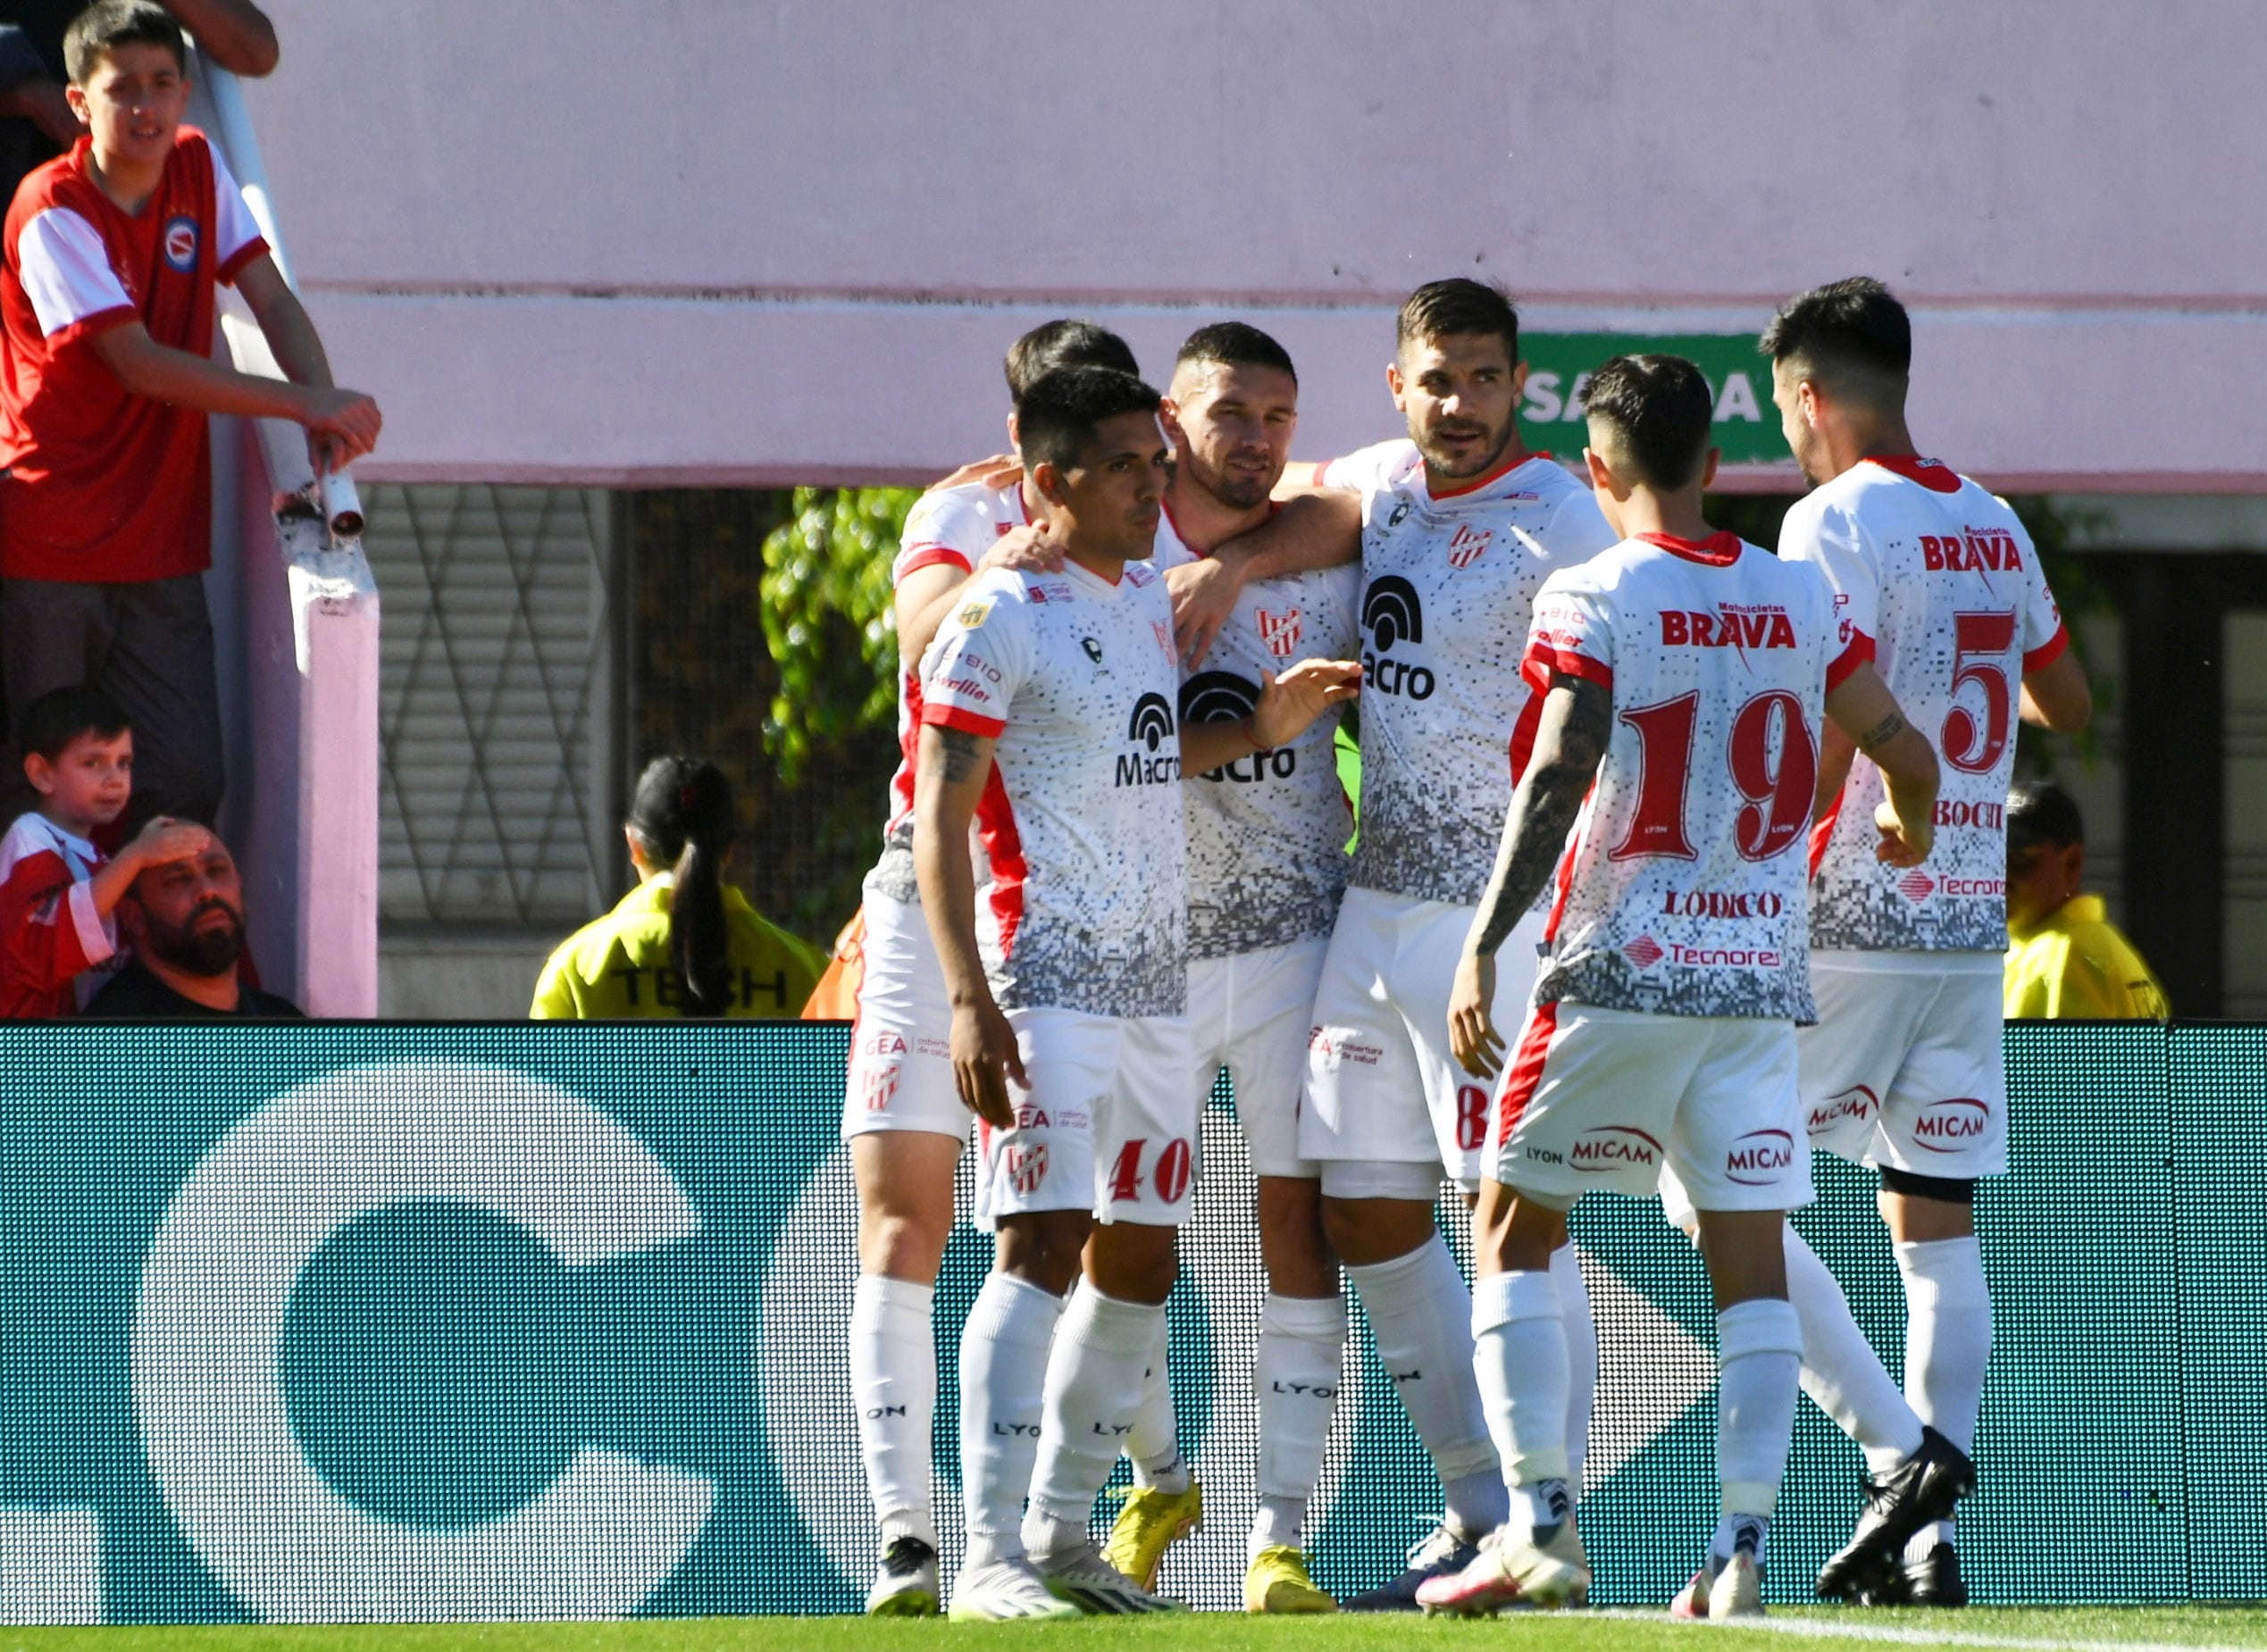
top-left (1190, 938), bottom-right (1328, 1181)
top-left (1301, 886), bottom-right (1545, 1194)
top-left (1799, 950), bottom-right (2007, 1181)
top-left (841, 890), bottom-right (968, 1141)
top-left (1493, 1000), bottom-right (1812, 1214)
top-left (973, 1006), bottom-right (1200, 1228)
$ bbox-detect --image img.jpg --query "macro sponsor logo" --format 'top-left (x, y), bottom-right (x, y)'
top-left (1446, 524), bottom-right (1493, 569)
top-left (1255, 607), bottom-right (1303, 658)
top-left (1361, 577), bottom-right (1435, 697)
top-left (1117, 694), bottom-right (1181, 787)
top-left (1898, 870), bottom-right (1937, 903)
top-left (1807, 1084), bottom-right (1878, 1134)
top-left (1569, 1125), bottom-right (1661, 1172)
top-left (1622, 935), bottom-right (1664, 970)
top-left (1935, 799), bottom-right (2005, 830)
top-left (1659, 607), bottom-right (1796, 649)
top-left (1921, 529), bottom-right (2025, 573)
top-left (1659, 889), bottom-right (1785, 920)
top-left (1913, 1097), bottom-right (1990, 1151)
top-left (1307, 1029), bottom-right (1382, 1068)
top-left (1180, 672), bottom-right (1293, 782)
top-left (1725, 1128), bottom-right (1795, 1185)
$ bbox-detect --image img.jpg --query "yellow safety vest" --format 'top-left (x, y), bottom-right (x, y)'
top-left (531, 875), bottom-right (827, 1020)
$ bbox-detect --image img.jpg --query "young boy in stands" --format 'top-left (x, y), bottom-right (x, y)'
top-left (0, 0), bottom-right (383, 824)
top-left (0, 685), bottom-right (210, 1017)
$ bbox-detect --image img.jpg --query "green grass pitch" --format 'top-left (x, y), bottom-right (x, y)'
top-left (10, 1611), bottom-right (2267, 1652)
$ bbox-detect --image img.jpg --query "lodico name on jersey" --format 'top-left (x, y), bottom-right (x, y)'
top-left (1116, 693), bottom-right (1180, 788)
top-left (1360, 576), bottom-right (1435, 699)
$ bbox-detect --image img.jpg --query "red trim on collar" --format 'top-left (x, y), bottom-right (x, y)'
top-left (1426, 448), bottom-right (1535, 500)
top-left (1862, 455), bottom-right (1963, 494)
top-left (1635, 530), bottom-right (1744, 566)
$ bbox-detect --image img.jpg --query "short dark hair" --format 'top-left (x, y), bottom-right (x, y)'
top-left (18, 685), bottom-right (130, 763)
top-left (1759, 276), bottom-right (1911, 400)
top-left (1397, 279), bottom-right (1518, 364)
top-left (1175, 321), bottom-right (1297, 385)
top-left (1580, 354), bottom-right (1716, 491)
top-left (64, 0), bottom-right (188, 83)
top-left (1004, 321), bottom-right (1139, 402)
top-left (1015, 366), bottom-right (1162, 472)
top-left (2007, 779), bottom-right (2086, 852)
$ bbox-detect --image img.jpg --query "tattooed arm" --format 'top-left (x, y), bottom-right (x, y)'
top-left (1822, 660), bottom-right (1940, 868)
top-left (914, 722), bottom-right (1025, 1126)
top-left (1447, 674), bottom-right (1612, 1077)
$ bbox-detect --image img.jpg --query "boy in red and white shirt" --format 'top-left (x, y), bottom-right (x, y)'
top-left (0, 684), bottom-right (213, 1018)
top-left (1421, 355), bottom-right (1940, 1620)
top-left (0, 1), bottom-right (381, 825)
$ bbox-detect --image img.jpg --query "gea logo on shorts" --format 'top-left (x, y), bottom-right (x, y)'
top-left (1117, 695), bottom-right (1180, 788)
top-left (1807, 1084), bottom-right (1878, 1133)
top-left (1913, 1097), bottom-right (1989, 1150)
top-left (1570, 1125), bottom-right (1661, 1171)
top-left (1360, 578), bottom-right (1434, 699)
top-left (1725, 1128), bottom-right (1795, 1184)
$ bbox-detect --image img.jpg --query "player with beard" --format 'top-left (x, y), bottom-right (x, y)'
top-left (1167, 280), bottom-right (1619, 1607)
top-left (1093, 322), bottom-right (1359, 1612)
top-left (843, 320), bottom-right (1138, 1616)
top-left (1739, 279), bottom-right (2088, 1607)
top-left (82, 830), bottom-right (301, 1018)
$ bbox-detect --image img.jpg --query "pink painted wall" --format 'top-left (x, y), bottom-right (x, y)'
top-left (240, 0), bottom-right (2267, 490)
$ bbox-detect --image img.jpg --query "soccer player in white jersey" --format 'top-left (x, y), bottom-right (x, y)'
top-left (915, 366), bottom-right (1359, 1619)
top-left (841, 320), bottom-right (1138, 1616)
top-left (1103, 321), bottom-right (1361, 1613)
top-left (1760, 279), bottom-right (2091, 1606)
top-left (1418, 355), bottom-right (1942, 1620)
top-left (1171, 280), bottom-right (1619, 1606)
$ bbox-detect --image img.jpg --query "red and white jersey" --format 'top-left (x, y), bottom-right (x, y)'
top-left (1323, 439), bottom-right (1619, 906)
top-left (0, 812), bottom-right (118, 1019)
top-left (1152, 505), bottom-right (1359, 959)
top-left (919, 556), bottom-right (1188, 1018)
top-left (1527, 531), bottom-right (1864, 1021)
top-left (1782, 457), bottom-right (2067, 954)
top-left (865, 478), bottom-right (1033, 903)
top-left (0, 129), bottom-right (267, 583)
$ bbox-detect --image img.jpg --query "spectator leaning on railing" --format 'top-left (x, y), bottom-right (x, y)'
top-left (0, 0), bottom-right (380, 827)
top-left (531, 755), bottom-right (827, 1021)
top-left (81, 825), bottom-right (300, 1018)
top-left (2003, 780), bottom-right (2168, 1022)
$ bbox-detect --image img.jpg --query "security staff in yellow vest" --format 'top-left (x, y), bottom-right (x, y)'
top-left (532, 755), bottom-right (826, 1020)
top-left (2003, 780), bottom-right (2167, 1022)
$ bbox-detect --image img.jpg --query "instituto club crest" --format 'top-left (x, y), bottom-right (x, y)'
top-left (1446, 524), bottom-right (1493, 568)
top-left (1255, 607), bottom-right (1301, 659)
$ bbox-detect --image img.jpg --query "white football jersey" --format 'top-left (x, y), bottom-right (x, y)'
top-left (1527, 531), bottom-right (1861, 1021)
top-left (919, 557), bottom-right (1189, 1018)
top-left (866, 479), bottom-right (1033, 901)
top-left (1781, 457), bottom-right (2067, 953)
top-left (1324, 440), bottom-right (1619, 907)
top-left (1152, 505), bottom-right (1360, 959)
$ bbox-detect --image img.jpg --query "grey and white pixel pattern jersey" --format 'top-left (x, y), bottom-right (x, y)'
top-left (1525, 532), bottom-right (1859, 1022)
top-left (918, 558), bottom-right (1190, 1019)
top-left (1326, 440), bottom-right (1619, 907)
top-left (1782, 458), bottom-right (2067, 954)
top-left (866, 480), bottom-right (1031, 903)
top-left (1153, 508), bottom-right (1360, 959)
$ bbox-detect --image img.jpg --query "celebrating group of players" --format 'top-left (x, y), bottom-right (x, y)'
top-left (834, 275), bottom-right (2090, 1621)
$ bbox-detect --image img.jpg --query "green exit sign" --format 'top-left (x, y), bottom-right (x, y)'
top-left (1519, 333), bottom-right (1789, 468)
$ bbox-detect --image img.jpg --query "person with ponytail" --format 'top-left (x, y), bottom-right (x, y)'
top-left (531, 755), bottom-right (825, 1020)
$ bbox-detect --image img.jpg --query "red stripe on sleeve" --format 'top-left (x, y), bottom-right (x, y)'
top-left (2022, 624), bottom-right (2070, 673)
top-left (1520, 640), bottom-right (1613, 694)
top-left (216, 234), bottom-right (271, 287)
top-left (1825, 629), bottom-right (1876, 692)
top-left (44, 305), bottom-right (137, 349)
top-left (920, 704), bottom-right (1006, 738)
top-left (899, 545), bottom-right (975, 579)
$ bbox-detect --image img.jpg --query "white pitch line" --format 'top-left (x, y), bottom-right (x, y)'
top-left (1593, 1607), bottom-right (2256, 1652)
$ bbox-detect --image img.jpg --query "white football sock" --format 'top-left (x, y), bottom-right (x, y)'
top-left (1024, 1282), bottom-right (1165, 1557)
top-left (1552, 1242), bottom-right (1597, 1495)
top-left (957, 1269), bottom-right (1064, 1566)
top-left (1710, 1511), bottom-right (1771, 1572)
top-left (1126, 1307), bottom-right (1188, 1493)
top-left (1717, 1297), bottom-right (1803, 1521)
top-left (851, 1273), bottom-right (939, 1548)
top-left (1897, 1235), bottom-right (1992, 1557)
top-left (1472, 1268), bottom-right (1568, 1539)
top-left (1785, 1226), bottom-right (1924, 1476)
top-left (1251, 1291), bottom-right (1345, 1558)
top-left (1347, 1237), bottom-right (1505, 1538)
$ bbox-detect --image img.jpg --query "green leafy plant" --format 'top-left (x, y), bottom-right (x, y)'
top-left (757, 487), bottom-right (922, 782)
